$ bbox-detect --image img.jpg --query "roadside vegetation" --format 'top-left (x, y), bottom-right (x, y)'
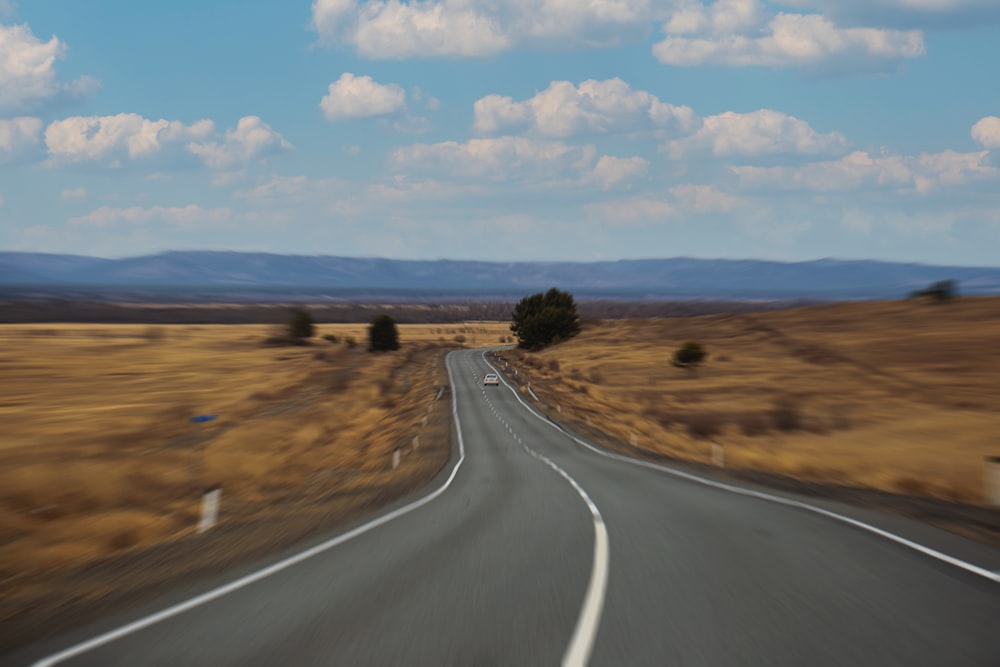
top-left (495, 296), bottom-right (1000, 506)
top-left (510, 287), bottom-right (580, 350)
top-left (368, 314), bottom-right (400, 352)
top-left (0, 321), bottom-right (510, 648)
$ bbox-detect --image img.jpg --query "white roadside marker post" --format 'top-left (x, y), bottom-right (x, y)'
top-left (712, 441), bottom-right (725, 468)
top-left (986, 456), bottom-right (1000, 507)
top-left (189, 414), bottom-right (220, 533)
top-left (392, 448), bottom-right (401, 470)
top-left (199, 486), bottom-right (221, 534)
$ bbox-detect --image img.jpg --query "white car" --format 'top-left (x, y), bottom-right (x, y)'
top-left (483, 373), bottom-right (500, 386)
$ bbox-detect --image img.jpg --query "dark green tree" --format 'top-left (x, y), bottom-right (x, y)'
top-left (288, 308), bottom-right (315, 340)
top-left (510, 287), bottom-right (580, 350)
top-left (368, 314), bottom-right (400, 352)
top-left (672, 342), bottom-right (707, 375)
top-left (910, 279), bottom-right (957, 302)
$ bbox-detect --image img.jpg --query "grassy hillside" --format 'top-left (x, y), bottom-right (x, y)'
top-left (496, 297), bottom-right (1000, 505)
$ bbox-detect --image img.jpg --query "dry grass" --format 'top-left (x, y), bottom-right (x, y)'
top-left (496, 297), bottom-right (1000, 504)
top-left (0, 321), bottom-right (510, 617)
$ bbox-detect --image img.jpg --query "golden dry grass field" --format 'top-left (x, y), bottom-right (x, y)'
top-left (496, 297), bottom-right (1000, 505)
top-left (0, 321), bottom-right (512, 635)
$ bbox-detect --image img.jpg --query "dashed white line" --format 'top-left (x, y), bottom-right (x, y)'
top-left (473, 352), bottom-right (609, 666)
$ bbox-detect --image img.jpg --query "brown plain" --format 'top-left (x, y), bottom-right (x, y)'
top-left (499, 297), bottom-right (1000, 505)
top-left (0, 321), bottom-right (512, 636)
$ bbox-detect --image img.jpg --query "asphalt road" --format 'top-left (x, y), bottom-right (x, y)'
top-left (7, 348), bottom-right (1000, 666)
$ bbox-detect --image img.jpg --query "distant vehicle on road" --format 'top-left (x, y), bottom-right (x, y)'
top-left (484, 373), bottom-right (500, 386)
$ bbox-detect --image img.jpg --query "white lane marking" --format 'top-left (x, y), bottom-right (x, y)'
top-left (474, 352), bottom-right (609, 666)
top-left (526, 449), bottom-right (610, 667)
top-left (32, 354), bottom-right (472, 667)
top-left (481, 350), bottom-right (1000, 585)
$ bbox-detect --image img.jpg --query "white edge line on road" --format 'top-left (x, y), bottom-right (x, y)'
top-left (32, 352), bottom-right (471, 667)
top-left (482, 349), bottom-right (1000, 586)
top-left (528, 451), bottom-right (609, 667)
top-left (479, 350), bottom-right (609, 667)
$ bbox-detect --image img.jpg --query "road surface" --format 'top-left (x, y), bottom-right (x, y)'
top-left (7, 348), bottom-right (1000, 666)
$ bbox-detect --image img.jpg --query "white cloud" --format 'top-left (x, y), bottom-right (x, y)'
top-left (733, 149), bottom-right (998, 193)
top-left (68, 204), bottom-right (233, 228)
top-left (320, 72), bottom-right (407, 121)
top-left (311, 0), bottom-right (673, 58)
top-left (587, 155), bottom-right (649, 190)
top-left (781, 0), bottom-right (1000, 28)
top-left (664, 0), bottom-right (763, 35)
top-left (45, 114), bottom-right (214, 163)
top-left (391, 135), bottom-right (646, 190)
top-left (585, 197), bottom-right (677, 226)
top-left (240, 174), bottom-right (312, 201)
top-left (585, 182), bottom-right (749, 225)
top-left (666, 109), bottom-right (848, 157)
top-left (59, 186), bottom-right (86, 201)
top-left (654, 1), bottom-right (925, 74)
top-left (0, 22), bottom-right (98, 112)
top-left (971, 116), bottom-right (1000, 149)
top-left (391, 136), bottom-right (595, 182)
top-left (474, 78), bottom-right (697, 138)
top-left (210, 169), bottom-right (247, 188)
top-left (187, 116), bottom-right (292, 169)
top-left (0, 115), bottom-right (40, 157)
top-left (669, 184), bottom-right (744, 213)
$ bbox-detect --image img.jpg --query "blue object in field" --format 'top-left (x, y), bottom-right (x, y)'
top-left (190, 414), bottom-right (219, 424)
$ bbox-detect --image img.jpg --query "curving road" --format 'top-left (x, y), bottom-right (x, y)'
top-left (7, 348), bottom-right (1000, 666)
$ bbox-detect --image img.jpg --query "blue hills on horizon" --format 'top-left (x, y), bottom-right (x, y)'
top-left (1, 250), bottom-right (998, 300)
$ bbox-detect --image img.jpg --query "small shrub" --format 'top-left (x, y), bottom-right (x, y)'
top-left (910, 279), bottom-right (957, 302)
top-left (345, 336), bottom-right (357, 348)
top-left (288, 308), bottom-right (315, 340)
top-left (454, 335), bottom-right (466, 343)
top-left (672, 342), bottom-right (707, 374)
top-left (771, 397), bottom-right (803, 431)
top-left (685, 412), bottom-right (723, 440)
top-left (323, 334), bottom-right (339, 343)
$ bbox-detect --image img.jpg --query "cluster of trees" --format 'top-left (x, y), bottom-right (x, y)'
top-left (284, 307), bottom-right (399, 352)
top-left (510, 288), bottom-right (581, 350)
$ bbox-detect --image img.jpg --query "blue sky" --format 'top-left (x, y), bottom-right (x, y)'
top-left (1, 0), bottom-right (999, 264)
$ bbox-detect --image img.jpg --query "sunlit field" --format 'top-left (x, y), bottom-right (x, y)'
top-left (496, 297), bottom-right (1000, 505)
top-left (0, 321), bottom-right (511, 639)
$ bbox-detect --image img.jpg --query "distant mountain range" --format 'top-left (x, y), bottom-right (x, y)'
top-left (1, 251), bottom-right (998, 300)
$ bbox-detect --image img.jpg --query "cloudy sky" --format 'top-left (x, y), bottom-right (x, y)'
top-left (1, 0), bottom-right (998, 264)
